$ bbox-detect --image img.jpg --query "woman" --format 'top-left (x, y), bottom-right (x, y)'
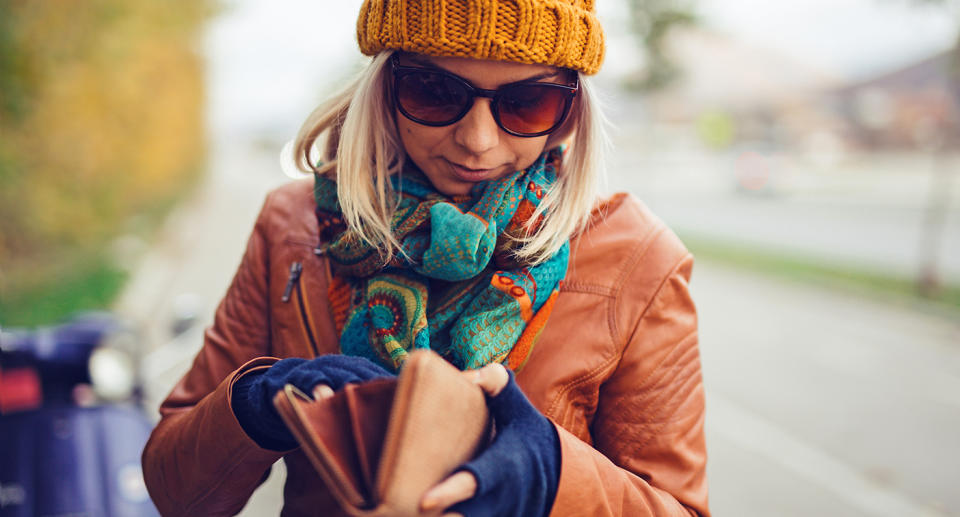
top-left (142, 0), bottom-right (709, 515)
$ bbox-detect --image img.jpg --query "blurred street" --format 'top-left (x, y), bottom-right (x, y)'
top-left (603, 96), bottom-right (960, 285)
top-left (5, 1), bottom-right (958, 515)
top-left (121, 130), bottom-right (960, 516)
top-left (696, 260), bottom-right (960, 516)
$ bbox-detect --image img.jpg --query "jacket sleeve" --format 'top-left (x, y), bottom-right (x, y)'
top-left (550, 253), bottom-right (709, 517)
top-left (141, 193), bottom-right (288, 517)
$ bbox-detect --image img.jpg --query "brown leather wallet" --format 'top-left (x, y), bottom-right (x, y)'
top-left (272, 350), bottom-right (490, 516)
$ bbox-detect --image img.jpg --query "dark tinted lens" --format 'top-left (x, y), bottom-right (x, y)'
top-left (396, 70), bottom-right (470, 124)
top-left (497, 84), bottom-right (570, 135)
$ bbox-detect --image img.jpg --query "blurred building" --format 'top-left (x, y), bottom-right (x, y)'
top-left (642, 28), bottom-right (839, 128)
top-left (645, 28), bottom-right (960, 154)
top-left (831, 50), bottom-right (960, 151)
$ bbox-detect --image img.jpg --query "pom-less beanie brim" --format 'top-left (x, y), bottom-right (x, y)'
top-left (357, 0), bottom-right (605, 75)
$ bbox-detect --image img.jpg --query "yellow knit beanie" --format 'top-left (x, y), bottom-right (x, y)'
top-left (357, 0), bottom-right (605, 75)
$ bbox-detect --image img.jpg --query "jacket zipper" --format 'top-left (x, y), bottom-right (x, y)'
top-left (281, 262), bottom-right (302, 303)
top-left (282, 261), bottom-right (320, 357)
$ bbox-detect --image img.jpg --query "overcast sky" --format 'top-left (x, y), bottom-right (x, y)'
top-left (697, 0), bottom-right (957, 78)
top-left (205, 0), bottom-right (959, 135)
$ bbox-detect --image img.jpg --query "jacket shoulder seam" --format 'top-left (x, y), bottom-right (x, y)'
top-left (628, 250), bottom-right (693, 344)
top-left (258, 179), bottom-right (315, 245)
top-left (607, 224), bottom-right (669, 345)
top-left (610, 251), bottom-right (695, 403)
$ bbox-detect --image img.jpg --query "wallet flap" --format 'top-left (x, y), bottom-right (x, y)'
top-left (273, 384), bottom-right (372, 509)
top-left (375, 351), bottom-right (491, 514)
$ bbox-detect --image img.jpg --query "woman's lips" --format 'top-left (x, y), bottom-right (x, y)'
top-left (447, 160), bottom-right (498, 182)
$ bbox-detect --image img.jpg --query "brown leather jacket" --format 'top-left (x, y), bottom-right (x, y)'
top-left (141, 179), bottom-right (710, 516)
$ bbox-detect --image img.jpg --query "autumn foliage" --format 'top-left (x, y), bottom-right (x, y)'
top-left (0, 1), bottom-right (211, 314)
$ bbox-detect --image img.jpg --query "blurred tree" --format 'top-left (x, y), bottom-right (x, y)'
top-left (899, 0), bottom-right (960, 296)
top-left (696, 110), bottom-right (736, 150)
top-left (0, 0), bottom-right (213, 324)
top-left (623, 0), bottom-right (697, 91)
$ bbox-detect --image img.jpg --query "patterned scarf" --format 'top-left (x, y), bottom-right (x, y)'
top-left (314, 148), bottom-right (568, 372)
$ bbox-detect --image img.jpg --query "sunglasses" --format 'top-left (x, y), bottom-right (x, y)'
top-left (390, 53), bottom-right (578, 138)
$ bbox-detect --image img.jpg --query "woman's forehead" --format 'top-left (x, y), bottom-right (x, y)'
top-left (398, 52), bottom-right (564, 87)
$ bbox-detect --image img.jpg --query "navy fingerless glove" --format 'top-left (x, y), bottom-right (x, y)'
top-left (231, 354), bottom-right (394, 451)
top-left (450, 370), bottom-right (561, 517)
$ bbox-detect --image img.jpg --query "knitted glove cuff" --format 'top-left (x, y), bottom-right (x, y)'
top-left (231, 369), bottom-right (298, 451)
top-left (230, 355), bottom-right (394, 452)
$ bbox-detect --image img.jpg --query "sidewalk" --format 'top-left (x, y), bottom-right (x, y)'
top-left (115, 136), bottom-right (291, 514)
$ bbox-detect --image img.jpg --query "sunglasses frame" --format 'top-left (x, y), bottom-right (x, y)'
top-left (390, 53), bottom-right (579, 138)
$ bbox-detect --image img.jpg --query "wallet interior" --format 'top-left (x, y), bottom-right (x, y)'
top-left (274, 350), bottom-right (490, 516)
top-left (279, 379), bottom-right (397, 508)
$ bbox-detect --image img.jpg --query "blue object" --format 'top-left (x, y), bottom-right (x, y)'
top-left (0, 405), bottom-right (159, 517)
top-left (231, 354), bottom-right (394, 451)
top-left (1, 312), bottom-right (128, 404)
top-left (450, 371), bottom-right (560, 517)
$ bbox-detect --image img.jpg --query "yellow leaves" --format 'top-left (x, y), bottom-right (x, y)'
top-left (0, 0), bottom-right (210, 260)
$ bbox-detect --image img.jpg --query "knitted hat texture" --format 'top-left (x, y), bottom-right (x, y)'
top-left (357, 0), bottom-right (605, 75)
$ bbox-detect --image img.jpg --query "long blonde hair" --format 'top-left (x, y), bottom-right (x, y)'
top-left (293, 51), bottom-right (609, 265)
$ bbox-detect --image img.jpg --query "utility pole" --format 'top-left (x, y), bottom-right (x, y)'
top-left (917, 40), bottom-right (959, 297)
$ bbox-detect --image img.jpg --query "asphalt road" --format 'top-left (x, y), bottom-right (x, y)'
top-left (604, 118), bottom-right (960, 285)
top-left (696, 260), bottom-right (960, 517)
top-left (122, 135), bottom-right (960, 516)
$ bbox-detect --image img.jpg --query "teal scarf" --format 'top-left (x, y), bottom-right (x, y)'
top-left (315, 148), bottom-right (568, 372)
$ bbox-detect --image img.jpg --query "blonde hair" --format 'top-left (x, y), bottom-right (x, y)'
top-left (293, 51), bottom-right (609, 265)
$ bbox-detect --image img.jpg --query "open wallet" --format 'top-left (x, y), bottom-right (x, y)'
top-left (272, 349), bottom-right (491, 516)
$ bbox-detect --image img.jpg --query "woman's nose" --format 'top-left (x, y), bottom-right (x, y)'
top-left (453, 98), bottom-right (500, 155)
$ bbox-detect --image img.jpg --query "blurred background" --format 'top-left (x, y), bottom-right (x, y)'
top-left (1, 0), bottom-right (958, 515)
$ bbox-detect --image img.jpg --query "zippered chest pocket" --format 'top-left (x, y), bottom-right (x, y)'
top-left (282, 261), bottom-right (321, 358)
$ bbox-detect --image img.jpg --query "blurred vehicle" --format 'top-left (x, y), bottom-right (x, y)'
top-left (0, 313), bottom-right (159, 517)
top-left (730, 141), bottom-right (787, 196)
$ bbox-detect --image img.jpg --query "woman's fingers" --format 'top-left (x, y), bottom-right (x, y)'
top-left (312, 384), bottom-right (334, 400)
top-left (420, 471), bottom-right (477, 512)
top-left (470, 362), bottom-right (510, 397)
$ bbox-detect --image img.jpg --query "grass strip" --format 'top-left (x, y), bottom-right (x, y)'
top-left (679, 232), bottom-right (960, 315)
top-left (0, 252), bottom-right (128, 328)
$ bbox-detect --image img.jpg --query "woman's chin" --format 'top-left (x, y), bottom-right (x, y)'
top-left (432, 180), bottom-right (474, 197)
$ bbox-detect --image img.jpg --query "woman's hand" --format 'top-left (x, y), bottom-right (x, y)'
top-left (420, 363), bottom-right (561, 517)
top-left (419, 364), bottom-right (509, 513)
top-left (231, 354), bottom-right (393, 451)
